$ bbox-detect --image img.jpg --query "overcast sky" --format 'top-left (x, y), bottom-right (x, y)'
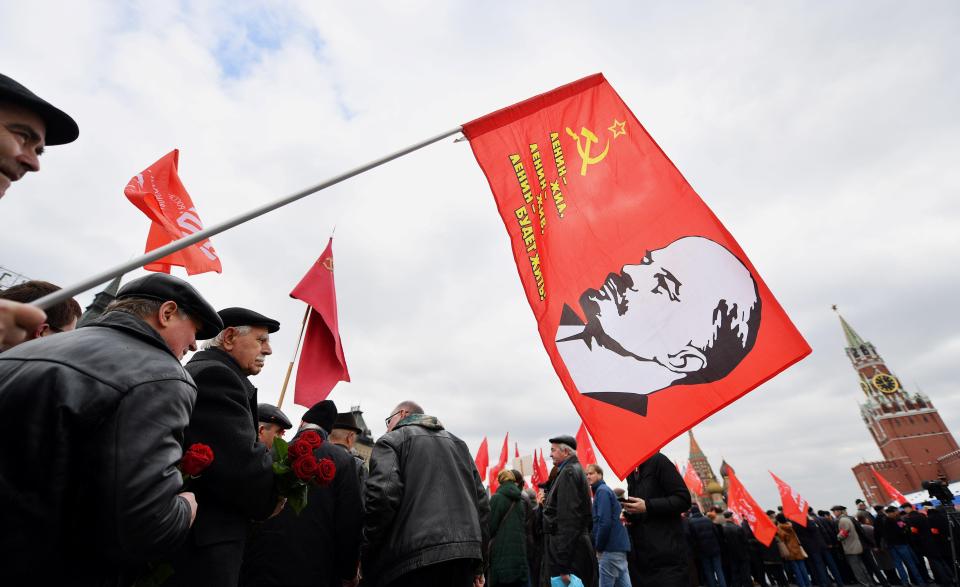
top-left (2, 1), bottom-right (958, 509)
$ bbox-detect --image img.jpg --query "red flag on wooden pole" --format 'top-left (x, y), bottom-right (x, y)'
top-left (463, 74), bottom-right (811, 478)
top-left (873, 468), bottom-right (909, 505)
top-left (576, 422), bottom-right (597, 465)
top-left (124, 149), bottom-right (222, 275)
top-left (475, 437), bottom-right (489, 478)
top-left (770, 471), bottom-right (809, 526)
top-left (289, 238), bottom-right (350, 406)
top-left (727, 470), bottom-right (777, 546)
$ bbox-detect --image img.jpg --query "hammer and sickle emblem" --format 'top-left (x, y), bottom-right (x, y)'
top-left (565, 126), bottom-right (610, 176)
top-left (321, 256), bottom-right (334, 272)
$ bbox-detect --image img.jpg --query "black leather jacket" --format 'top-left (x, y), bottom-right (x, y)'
top-left (361, 414), bottom-right (489, 586)
top-left (0, 311), bottom-right (196, 585)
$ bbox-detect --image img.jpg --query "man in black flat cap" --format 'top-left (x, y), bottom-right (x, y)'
top-left (0, 273), bottom-right (221, 586)
top-left (241, 399), bottom-right (364, 587)
top-left (0, 73), bottom-right (80, 350)
top-left (542, 434), bottom-right (596, 587)
top-left (168, 307), bottom-right (284, 587)
top-left (257, 402), bottom-right (292, 450)
top-left (330, 411), bottom-right (368, 487)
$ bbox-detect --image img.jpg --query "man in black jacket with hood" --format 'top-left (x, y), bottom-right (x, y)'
top-left (168, 307), bottom-right (283, 587)
top-left (622, 452), bottom-right (692, 587)
top-left (0, 273), bottom-right (222, 585)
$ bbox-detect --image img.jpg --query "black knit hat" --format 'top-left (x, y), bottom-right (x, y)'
top-left (302, 400), bottom-right (337, 433)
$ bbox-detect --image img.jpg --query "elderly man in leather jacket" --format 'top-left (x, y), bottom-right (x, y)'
top-left (168, 307), bottom-right (283, 587)
top-left (542, 434), bottom-right (596, 587)
top-left (0, 273), bottom-right (222, 586)
top-left (362, 401), bottom-right (490, 587)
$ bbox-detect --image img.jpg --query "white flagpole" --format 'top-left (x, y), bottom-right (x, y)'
top-left (31, 126), bottom-right (464, 310)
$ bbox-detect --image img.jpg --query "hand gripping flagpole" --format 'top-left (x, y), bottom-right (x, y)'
top-left (31, 126), bottom-right (464, 310)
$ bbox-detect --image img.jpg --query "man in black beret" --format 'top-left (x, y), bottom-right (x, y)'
top-left (257, 402), bottom-right (292, 450)
top-left (168, 307), bottom-right (283, 587)
top-left (0, 272), bottom-right (221, 585)
top-left (542, 434), bottom-right (596, 587)
top-left (0, 73), bottom-right (80, 350)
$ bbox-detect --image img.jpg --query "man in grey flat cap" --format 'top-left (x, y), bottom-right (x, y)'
top-left (0, 72), bottom-right (79, 349)
top-left (168, 307), bottom-right (284, 587)
top-left (0, 272), bottom-right (221, 586)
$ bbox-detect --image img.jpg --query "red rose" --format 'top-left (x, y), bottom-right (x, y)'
top-left (291, 455), bottom-right (320, 481)
top-left (287, 439), bottom-right (313, 460)
top-left (299, 430), bottom-right (322, 448)
top-left (316, 457), bottom-right (336, 487)
top-left (181, 443), bottom-right (214, 477)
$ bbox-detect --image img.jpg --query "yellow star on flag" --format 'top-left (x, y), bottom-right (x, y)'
top-left (608, 119), bottom-right (627, 139)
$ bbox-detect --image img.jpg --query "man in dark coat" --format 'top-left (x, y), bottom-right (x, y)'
top-left (542, 434), bottom-right (596, 587)
top-left (720, 512), bottom-right (750, 587)
top-left (621, 452), bottom-right (692, 587)
top-left (167, 307), bottom-right (283, 586)
top-left (363, 401), bottom-right (490, 587)
top-left (0, 273), bottom-right (222, 585)
top-left (242, 400), bottom-right (364, 587)
top-left (687, 505), bottom-right (725, 587)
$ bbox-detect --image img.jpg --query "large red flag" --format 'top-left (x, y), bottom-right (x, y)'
top-left (475, 437), bottom-right (489, 477)
top-left (124, 149), bottom-right (222, 275)
top-left (290, 239), bottom-right (350, 406)
top-left (727, 470), bottom-right (777, 546)
top-left (873, 468), bottom-right (909, 505)
top-left (683, 461), bottom-right (704, 496)
top-left (463, 73), bottom-right (811, 478)
top-left (576, 422), bottom-right (597, 465)
top-left (770, 471), bottom-right (809, 527)
top-left (497, 433), bottom-right (510, 469)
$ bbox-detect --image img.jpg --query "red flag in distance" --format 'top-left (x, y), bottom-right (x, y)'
top-left (727, 470), bottom-right (778, 546)
top-left (290, 238), bottom-right (350, 407)
top-left (576, 422), bottom-right (597, 465)
top-left (475, 436), bottom-right (489, 478)
top-left (497, 433), bottom-right (509, 469)
top-left (683, 461), bottom-right (704, 496)
top-left (873, 468), bottom-right (909, 505)
top-left (124, 149), bottom-right (221, 275)
top-left (770, 471), bottom-right (809, 527)
top-left (463, 74), bottom-right (811, 478)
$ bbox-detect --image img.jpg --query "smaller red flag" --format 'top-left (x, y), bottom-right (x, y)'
top-left (727, 470), bottom-right (777, 546)
top-left (531, 449), bottom-right (542, 487)
top-left (770, 471), bottom-right (809, 527)
top-left (489, 465), bottom-right (501, 493)
top-left (290, 239), bottom-right (350, 407)
top-left (497, 433), bottom-right (509, 469)
top-left (576, 423), bottom-right (597, 466)
top-left (537, 449), bottom-right (550, 483)
top-left (124, 149), bottom-right (221, 275)
top-left (475, 437), bottom-right (489, 478)
top-left (873, 468), bottom-right (909, 505)
top-left (683, 461), bottom-right (704, 496)
top-left (515, 442), bottom-right (520, 459)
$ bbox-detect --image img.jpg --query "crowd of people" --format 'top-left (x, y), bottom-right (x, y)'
top-left (2, 73), bottom-right (960, 587)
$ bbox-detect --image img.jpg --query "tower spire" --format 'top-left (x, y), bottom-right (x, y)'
top-left (833, 305), bottom-right (865, 348)
top-left (688, 429), bottom-right (704, 458)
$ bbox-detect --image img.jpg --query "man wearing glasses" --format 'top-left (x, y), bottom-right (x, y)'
top-left (363, 401), bottom-right (490, 587)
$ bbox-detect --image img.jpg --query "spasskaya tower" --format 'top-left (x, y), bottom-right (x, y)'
top-left (838, 307), bottom-right (960, 503)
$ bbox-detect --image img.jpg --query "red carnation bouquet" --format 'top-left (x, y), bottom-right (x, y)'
top-left (272, 429), bottom-right (336, 513)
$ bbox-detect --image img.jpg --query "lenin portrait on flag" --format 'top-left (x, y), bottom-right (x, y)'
top-left (556, 236), bottom-right (761, 417)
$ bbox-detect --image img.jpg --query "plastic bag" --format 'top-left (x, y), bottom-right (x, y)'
top-left (551, 574), bottom-right (585, 587)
